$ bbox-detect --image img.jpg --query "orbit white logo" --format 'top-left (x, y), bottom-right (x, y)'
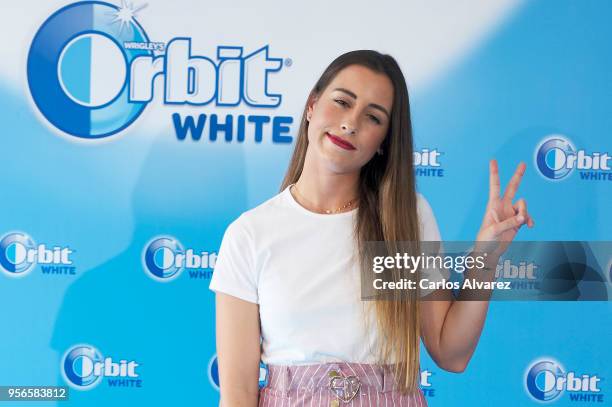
top-left (142, 236), bottom-right (217, 282)
top-left (535, 136), bottom-right (611, 181)
top-left (525, 358), bottom-right (603, 403)
top-left (0, 232), bottom-right (75, 277)
top-left (414, 148), bottom-right (445, 178)
top-left (61, 344), bottom-right (141, 390)
top-left (28, 1), bottom-right (293, 142)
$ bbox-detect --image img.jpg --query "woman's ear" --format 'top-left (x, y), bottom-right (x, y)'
top-left (306, 94), bottom-right (318, 122)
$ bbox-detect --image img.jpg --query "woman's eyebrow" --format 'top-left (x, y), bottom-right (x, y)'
top-left (333, 87), bottom-right (390, 119)
top-left (334, 87), bottom-right (358, 99)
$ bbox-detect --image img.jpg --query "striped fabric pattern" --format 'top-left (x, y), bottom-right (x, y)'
top-left (258, 362), bottom-right (427, 406)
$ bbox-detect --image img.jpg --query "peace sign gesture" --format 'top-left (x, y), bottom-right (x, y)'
top-left (476, 160), bottom-right (535, 256)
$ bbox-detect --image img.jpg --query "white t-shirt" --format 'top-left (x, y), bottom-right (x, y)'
top-left (209, 186), bottom-right (442, 365)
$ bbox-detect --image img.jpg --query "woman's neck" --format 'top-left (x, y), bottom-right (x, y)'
top-left (292, 156), bottom-right (359, 214)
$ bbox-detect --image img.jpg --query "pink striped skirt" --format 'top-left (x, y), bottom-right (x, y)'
top-left (258, 362), bottom-right (427, 407)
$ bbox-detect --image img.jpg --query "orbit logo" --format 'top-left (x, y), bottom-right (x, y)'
top-left (28, 1), bottom-right (151, 139)
top-left (0, 232), bottom-right (75, 278)
top-left (525, 359), bottom-right (604, 403)
top-left (535, 136), bottom-right (611, 181)
top-left (61, 344), bottom-right (141, 390)
top-left (27, 1), bottom-right (292, 142)
top-left (495, 260), bottom-right (539, 290)
top-left (142, 236), bottom-right (217, 282)
top-left (208, 355), bottom-right (219, 391)
top-left (419, 369), bottom-right (436, 398)
top-left (414, 148), bottom-right (445, 178)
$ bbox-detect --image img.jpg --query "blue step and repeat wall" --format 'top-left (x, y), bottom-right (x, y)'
top-left (1, 0), bottom-right (610, 405)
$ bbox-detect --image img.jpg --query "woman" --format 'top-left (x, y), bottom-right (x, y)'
top-left (210, 50), bottom-right (534, 406)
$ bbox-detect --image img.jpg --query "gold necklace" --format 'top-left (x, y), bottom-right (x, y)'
top-left (291, 184), bottom-right (358, 214)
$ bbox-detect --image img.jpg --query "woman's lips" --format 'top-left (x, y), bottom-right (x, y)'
top-left (326, 133), bottom-right (356, 150)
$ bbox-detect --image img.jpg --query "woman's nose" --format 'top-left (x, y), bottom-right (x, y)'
top-left (341, 122), bottom-right (357, 136)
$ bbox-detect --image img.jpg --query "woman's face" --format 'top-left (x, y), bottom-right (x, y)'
top-left (306, 64), bottom-right (394, 174)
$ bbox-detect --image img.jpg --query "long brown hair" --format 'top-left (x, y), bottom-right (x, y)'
top-left (280, 50), bottom-right (421, 393)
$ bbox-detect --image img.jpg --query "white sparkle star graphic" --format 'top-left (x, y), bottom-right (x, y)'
top-left (109, 0), bottom-right (148, 35)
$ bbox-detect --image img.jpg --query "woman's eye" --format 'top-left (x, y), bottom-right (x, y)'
top-left (368, 114), bottom-right (381, 124)
top-left (334, 99), bottom-right (348, 107)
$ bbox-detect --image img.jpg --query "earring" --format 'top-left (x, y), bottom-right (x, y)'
top-left (377, 148), bottom-right (383, 156)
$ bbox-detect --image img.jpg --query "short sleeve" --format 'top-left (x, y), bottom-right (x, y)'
top-left (209, 216), bottom-right (259, 304)
top-left (417, 193), bottom-right (441, 242)
top-left (416, 193), bottom-right (451, 294)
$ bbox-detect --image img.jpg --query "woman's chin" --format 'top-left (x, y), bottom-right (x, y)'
top-left (321, 158), bottom-right (361, 176)
top-left (309, 145), bottom-right (363, 175)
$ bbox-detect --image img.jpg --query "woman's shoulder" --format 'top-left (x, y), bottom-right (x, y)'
top-left (225, 188), bottom-right (290, 234)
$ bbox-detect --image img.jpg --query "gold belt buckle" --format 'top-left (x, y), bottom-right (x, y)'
top-left (328, 370), bottom-right (361, 403)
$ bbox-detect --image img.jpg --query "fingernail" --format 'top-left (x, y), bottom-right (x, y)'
top-left (517, 215), bottom-right (525, 223)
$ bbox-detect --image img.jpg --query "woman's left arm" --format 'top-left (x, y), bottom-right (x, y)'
top-left (420, 160), bottom-right (534, 373)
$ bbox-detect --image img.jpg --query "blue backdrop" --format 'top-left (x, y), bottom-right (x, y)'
top-left (0, 0), bottom-right (610, 405)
